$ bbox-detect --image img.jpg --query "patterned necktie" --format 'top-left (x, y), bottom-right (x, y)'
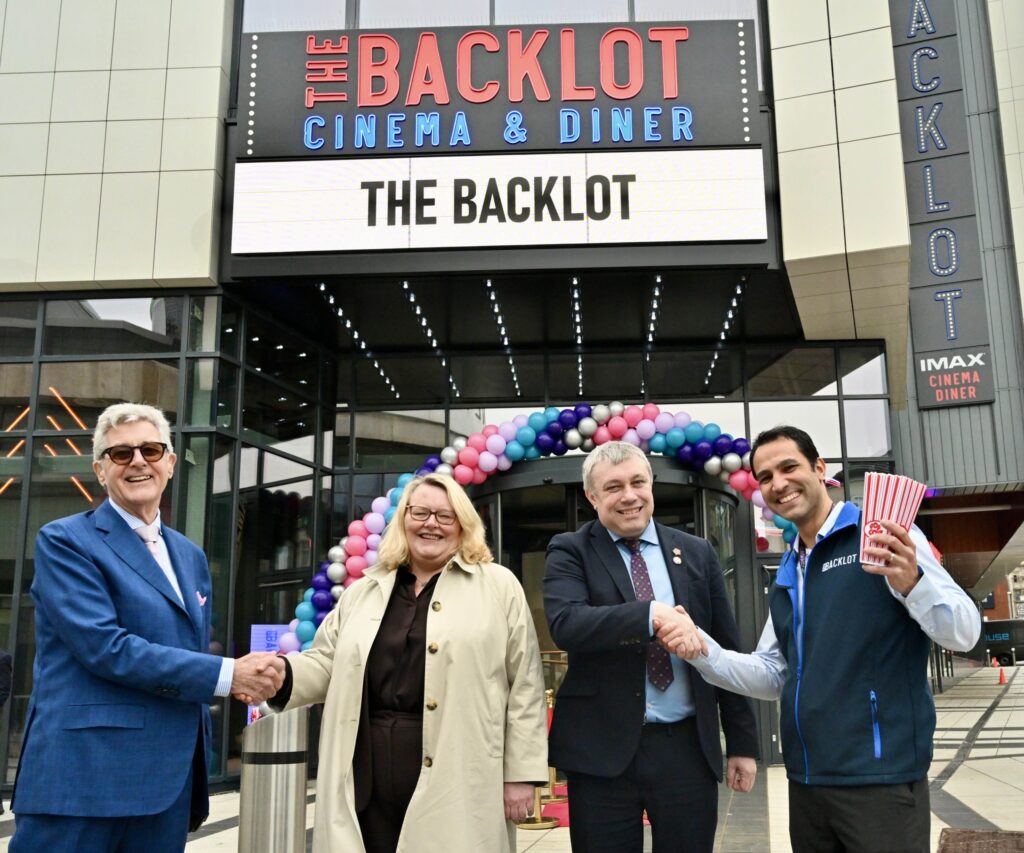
top-left (135, 522), bottom-right (183, 603)
top-left (624, 538), bottom-right (674, 691)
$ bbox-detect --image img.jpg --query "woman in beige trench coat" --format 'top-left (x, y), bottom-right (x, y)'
top-left (270, 473), bottom-right (548, 853)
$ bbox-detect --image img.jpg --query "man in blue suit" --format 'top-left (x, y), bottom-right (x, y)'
top-left (11, 403), bottom-right (283, 853)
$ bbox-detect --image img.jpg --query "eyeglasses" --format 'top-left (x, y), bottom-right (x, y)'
top-left (101, 442), bottom-right (168, 465)
top-left (406, 505), bottom-right (457, 526)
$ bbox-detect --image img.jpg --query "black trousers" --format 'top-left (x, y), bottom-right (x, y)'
top-left (356, 711), bottom-right (423, 853)
top-left (565, 717), bottom-right (718, 853)
top-left (788, 779), bottom-right (930, 853)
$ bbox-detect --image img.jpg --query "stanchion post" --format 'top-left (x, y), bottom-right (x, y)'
top-left (541, 689), bottom-right (567, 805)
top-left (517, 785), bottom-right (560, 831)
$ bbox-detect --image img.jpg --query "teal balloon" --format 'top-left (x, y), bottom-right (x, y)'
top-left (301, 640), bottom-right (313, 651)
top-left (528, 412), bottom-right (548, 432)
top-left (544, 406), bottom-right (561, 423)
top-left (295, 601), bottom-right (316, 621)
top-left (703, 423), bottom-right (721, 442)
top-left (516, 426), bottom-right (537, 446)
top-left (782, 528), bottom-right (796, 544)
top-left (396, 473), bottom-right (415, 488)
top-left (296, 620), bottom-right (316, 642)
top-left (665, 427), bottom-right (686, 449)
top-left (504, 439), bottom-right (526, 461)
top-left (303, 587), bottom-right (315, 601)
top-left (684, 422), bottom-right (705, 444)
top-left (649, 433), bottom-right (667, 453)
top-left (390, 487), bottom-right (402, 506)
top-left (525, 445), bottom-right (542, 460)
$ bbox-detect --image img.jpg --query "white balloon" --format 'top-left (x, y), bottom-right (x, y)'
top-left (704, 457), bottom-right (722, 476)
top-left (434, 463), bottom-right (453, 476)
top-left (564, 428), bottom-right (583, 449)
top-left (742, 451), bottom-right (751, 470)
top-left (330, 584), bottom-right (344, 600)
top-left (720, 470), bottom-right (731, 482)
top-left (591, 405), bottom-right (610, 424)
top-left (440, 446), bottom-right (458, 464)
top-left (452, 436), bottom-right (467, 451)
top-left (581, 438), bottom-right (595, 452)
top-left (721, 452), bottom-right (742, 473)
top-left (608, 401), bottom-right (625, 417)
top-left (327, 545), bottom-right (345, 563)
top-left (339, 536), bottom-right (349, 552)
top-left (326, 561), bottom-right (347, 583)
top-left (577, 417), bottom-right (598, 437)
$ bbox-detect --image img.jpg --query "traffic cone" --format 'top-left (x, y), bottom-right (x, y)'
top-left (999, 667), bottom-right (1007, 685)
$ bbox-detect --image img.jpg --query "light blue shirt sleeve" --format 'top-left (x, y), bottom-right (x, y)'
top-left (688, 618), bottom-right (788, 701)
top-left (215, 657), bottom-right (235, 697)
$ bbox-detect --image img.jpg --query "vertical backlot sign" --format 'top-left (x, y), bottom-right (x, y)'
top-left (890, 0), bottom-right (995, 408)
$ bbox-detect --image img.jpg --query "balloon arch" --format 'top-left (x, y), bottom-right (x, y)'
top-left (278, 401), bottom-right (798, 653)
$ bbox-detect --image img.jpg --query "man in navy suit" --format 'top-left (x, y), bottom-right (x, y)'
top-left (544, 440), bottom-right (759, 853)
top-left (10, 403), bottom-right (283, 853)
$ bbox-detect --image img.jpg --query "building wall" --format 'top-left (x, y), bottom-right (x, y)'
top-left (0, 0), bottom-right (233, 291)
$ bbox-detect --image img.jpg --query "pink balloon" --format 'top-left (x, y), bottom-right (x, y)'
top-left (343, 575), bottom-right (358, 588)
top-left (458, 446), bottom-right (480, 467)
top-left (278, 632), bottom-right (301, 653)
top-left (607, 416), bottom-right (628, 438)
top-left (288, 618), bottom-right (300, 632)
top-left (513, 414), bottom-right (528, 428)
top-left (346, 535), bottom-right (367, 556)
top-left (747, 470), bottom-right (758, 490)
top-left (453, 464), bottom-right (474, 485)
top-left (485, 434), bottom-right (506, 455)
top-left (499, 421), bottom-right (518, 441)
top-left (472, 467), bottom-right (487, 484)
top-left (594, 426), bottom-right (612, 445)
top-left (482, 424), bottom-right (498, 437)
top-left (364, 512), bottom-right (386, 534)
top-left (639, 439), bottom-right (650, 452)
top-left (642, 403), bottom-right (660, 420)
top-left (636, 419), bottom-right (656, 440)
top-left (623, 428), bottom-right (641, 446)
top-left (496, 454), bottom-right (513, 471)
top-left (674, 412), bottom-right (692, 428)
top-left (478, 451), bottom-right (498, 472)
top-left (366, 533), bottom-right (381, 550)
top-left (345, 555), bottom-right (367, 578)
top-left (348, 520), bottom-right (368, 538)
top-left (364, 549), bottom-right (378, 566)
top-left (623, 405), bottom-right (643, 427)
top-left (467, 433), bottom-right (487, 452)
top-left (728, 471), bottom-right (748, 492)
top-left (654, 413), bottom-right (674, 433)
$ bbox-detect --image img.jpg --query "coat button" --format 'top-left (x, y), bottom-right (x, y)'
top-left (431, 601), bottom-right (442, 612)
top-left (423, 756), bottom-right (433, 767)
top-left (426, 699), bottom-right (438, 711)
top-left (428, 642), bottom-right (438, 654)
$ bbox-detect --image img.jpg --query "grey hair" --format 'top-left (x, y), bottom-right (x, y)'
top-left (92, 403), bottom-right (174, 462)
top-left (582, 441), bottom-right (652, 493)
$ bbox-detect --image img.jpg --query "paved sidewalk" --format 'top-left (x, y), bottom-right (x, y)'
top-left (0, 665), bottom-right (1018, 851)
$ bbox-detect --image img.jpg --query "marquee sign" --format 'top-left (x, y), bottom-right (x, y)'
top-left (890, 0), bottom-right (995, 408)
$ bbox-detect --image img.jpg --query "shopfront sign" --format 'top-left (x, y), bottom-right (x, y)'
top-left (890, 0), bottom-right (995, 408)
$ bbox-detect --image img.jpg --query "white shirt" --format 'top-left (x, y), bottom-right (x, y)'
top-left (687, 501), bottom-right (981, 700)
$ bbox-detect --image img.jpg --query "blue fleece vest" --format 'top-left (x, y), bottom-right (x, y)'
top-left (768, 503), bottom-right (934, 786)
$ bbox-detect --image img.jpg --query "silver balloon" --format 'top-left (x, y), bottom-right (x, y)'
top-left (452, 436), bottom-right (467, 451)
top-left (564, 428), bottom-right (583, 449)
top-left (721, 452), bottom-right (742, 473)
top-left (577, 416), bottom-right (598, 437)
top-left (339, 536), bottom-right (349, 552)
top-left (434, 463), bottom-right (453, 476)
top-left (720, 471), bottom-right (731, 483)
top-left (608, 400), bottom-right (625, 417)
top-left (581, 438), bottom-right (595, 452)
top-left (327, 545), bottom-right (345, 563)
top-left (742, 451), bottom-right (752, 470)
top-left (326, 561), bottom-right (347, 583)
top-left (591, 404), bottom-right (610, 424)
top-left (330, 584), bottom-right (344, 600)
top-left (704, 457), bottom-right (722, 476)
top-left (440, 446), bottom-right (458, 464)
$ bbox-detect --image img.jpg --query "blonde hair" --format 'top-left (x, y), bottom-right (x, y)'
top-left (93, 403), bottom-right (173, 463)
top-left (376, 474), bottom-right (493, 571)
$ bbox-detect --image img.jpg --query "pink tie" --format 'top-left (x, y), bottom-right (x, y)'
top-left (135, 522), bottom-right (183, 603)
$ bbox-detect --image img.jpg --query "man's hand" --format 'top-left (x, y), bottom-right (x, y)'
top-left (231, 653), bottom-right (285, 705)
top-left (862, 520), bottom-right (920, 596)
top-left (652, 603), bottom-right (707, 660)
top-left (726, 756), bottom-right (757, 792)
top-left (503, 782), bottom-right (535, 822)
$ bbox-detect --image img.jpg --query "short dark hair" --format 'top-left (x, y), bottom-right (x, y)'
top-left (750, 425), bottom-right (821, 473)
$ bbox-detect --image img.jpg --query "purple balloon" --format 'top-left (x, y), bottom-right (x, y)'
top-left (546, 421), bottom-right (563, 438)
top-left (513, 414), bottom-right (529, 428)
top-left (371, 496), bottom-right (390, 515)
top-left (496, 454), bottom-right (513, 471)
top-left (654, 412), bottom-right (675, 434)
top-left (552, 439), bottom-right (568, 456)
top-left (674, 411), bottom-right (692, 428)
top-left (415, 467), bottom-right (431, 476)
top-left (499, 421), bottom-right (518, 441)
top-left (713, 435), bottom-right (734, 456)
top-left (559, 409), bottom-right (578, 429)
top-left (535, 432), bottom-right (555, 453)
top-left (319, 561), bottom-right (331, 572)
top-left (425, 454), bottom-right (442, 468)
top-left (694, 440), bottom-right (714, 461)
top-left (732, 438), bottom-right (751, 457)
top-left (314, 610), bottom-right (329, 626)
top-left (623, 428), bottom-right (641, 446)
top-left (278, 631), bottom-right (301, 653)
top-left (676, 444), bottom-right (696, 466)
top-left (574, 404), bottom-right (592, 420)
top-left (311, 590), bottom-right (333, 610)
top-left (311, 573), bottom-right (332, 591)
top-left (366, 533), bottom-right (381, 550)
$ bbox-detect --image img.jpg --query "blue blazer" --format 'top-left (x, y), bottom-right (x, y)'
top-left (12, 500), bottom-right (222, 817)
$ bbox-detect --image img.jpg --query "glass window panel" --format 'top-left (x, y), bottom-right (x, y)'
top-left (747, 347), bottom-right (837, 398)
top-left (647, 349), bottom-right (742, 400)
top-left (179, 434), bottom-right (212, 547)
top-left (217, 361), bottom-right (239, 430)
top-left (0, 445), bottom-right (22, 783)
top-left (450, 354), bottom-right (544, 403)
top-left (43, 297), bottom-right (184, 355)
top-left (241, 371), bottom-right (316, 460)
top-left (36, 360), bottom-right (180, 433)
top-left (359, 0), bottom-right (488, 27)
top-left (333, 474), bottom-right (351, 531)
top-left (748, 400), bottom-right (842, 457)
top-left (245, 314), bottom-right (317, 395)
top-left (334, 410), bottom-right (352, 469)
top-left (188, 359), bottom-right (217, 427)
top-left (704, 491), bottom-right (736, 605)
top-left (496, 0), bottom-right (628, 23)
top-left (843, 399), bottom-right (891, 458)
top-left (354, 473), bottom-right (401, 519)
top-left (0, 300), bottom-right (37, 357)
top-left (322, 409), bottom-right (334, 468)
top-left (318, 475), bottom-right (333, 558)
top-left (549, 352), bottom-right (642, 402)
top-left (354, 409), bottom-right (448, 471)
top-left (220, 299), bottom-right (241, 360)
top-left (264, 451), bottom-right (314, 486)
top-left (238, 478), bottom-right (315, 574)
top-left (840, 347), bottom-right (887, 395)
top-left (0, 363), bottom-right (33, 432)
top-left (243, 0), bottom-right (347, 32)
top-left (239, 446), bottom-right (258, 489)
top-left (188, 295), bottom-right (219, 353)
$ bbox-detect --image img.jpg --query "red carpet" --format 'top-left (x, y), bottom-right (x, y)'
top-left (541, 786), bottom-right (650, 828)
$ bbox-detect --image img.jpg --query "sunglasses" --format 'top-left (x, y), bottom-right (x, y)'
top-left (406, 505), bottom-right (457, 526)
top-left (101, 442), bottom-right (169, 465)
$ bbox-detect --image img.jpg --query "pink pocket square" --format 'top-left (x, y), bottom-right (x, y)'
top-left (196, 591), bottom-right (207, 607)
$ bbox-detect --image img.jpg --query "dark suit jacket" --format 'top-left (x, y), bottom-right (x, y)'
top-left (544, 519), bottom-right (759, 780)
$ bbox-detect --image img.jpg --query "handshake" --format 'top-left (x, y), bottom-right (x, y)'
top-left (230, 652), bottom-right (287, 705)
top-left (651, 602), bottom-right (708, 660)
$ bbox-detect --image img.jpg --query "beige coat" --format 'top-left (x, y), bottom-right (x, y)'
top-left (283, 556), bottom-right (549, 853)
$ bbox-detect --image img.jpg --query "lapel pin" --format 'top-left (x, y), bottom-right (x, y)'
top-left (672, 556), bottom-right (682, 565)
top-left (672, 547), bottom-right (681, 555)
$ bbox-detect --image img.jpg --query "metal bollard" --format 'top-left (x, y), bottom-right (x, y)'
top-left (238, 707), bottom-right (310, 852)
